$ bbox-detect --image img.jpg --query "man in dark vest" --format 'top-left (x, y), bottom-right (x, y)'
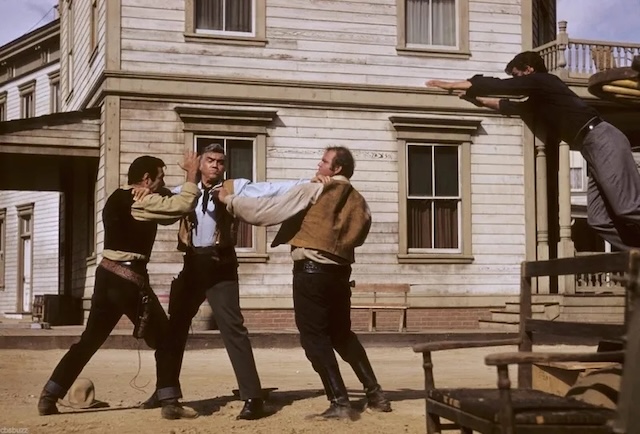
top-left (218, 146), bottom-right (392, 420)
top-left (37, 152), bottom-right (200, 417)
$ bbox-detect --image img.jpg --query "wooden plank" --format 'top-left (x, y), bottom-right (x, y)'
top-left (351, 283), bottom-right (410, 293)
top-left (486, 350), bottom-right (625, 366)
top-left (525, 319), bottom-right (625, 339)
top-left (523, 252), bottom-right (629, 278)
top-left (413, 338), bottom-right (521, 353)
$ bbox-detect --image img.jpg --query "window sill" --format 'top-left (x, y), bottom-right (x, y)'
top-left (184, 32), bottom-right (267, 47)
top-left (396, 46), bottom-right (471, 60)
top-left (86, 254), bottom-right (97, 266)
top-left (237, 252), bottom-right (269, 263)
top-left (397, 254), bottom-right (474, 264)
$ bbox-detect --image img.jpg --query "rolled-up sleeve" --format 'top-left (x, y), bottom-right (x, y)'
top-left (132, 182), bottom-right (200, 224)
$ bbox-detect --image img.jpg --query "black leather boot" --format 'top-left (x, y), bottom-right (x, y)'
top-left (37, 388), bottom-right (60, 416)
top-left (138, 391), bottom-right (160, 409)
top-left (318, 366), bottom-right (357, 420)
top-left (160, 399), bottom-right (199, 420)
top-left (236, 398), bottom-right (265, 420)
top-left (350, 355), bottom-right (392, 412)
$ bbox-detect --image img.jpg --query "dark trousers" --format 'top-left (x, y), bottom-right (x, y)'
top-left (44, 265), bottom-right (170, 398)
top-left (157, 253), bottom-right (262, 401)
top-left (292, 268), bottom-right (370, 374)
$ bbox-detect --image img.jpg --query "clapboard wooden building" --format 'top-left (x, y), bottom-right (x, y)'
top-left (1, 0), bottom-right (638, 330)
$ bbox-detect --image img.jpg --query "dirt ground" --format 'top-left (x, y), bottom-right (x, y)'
top-left (0, 344), bottom-right (590, 434)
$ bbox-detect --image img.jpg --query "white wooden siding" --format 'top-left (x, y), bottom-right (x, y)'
top-left (0, 191), bottom-right (61, 315)
top-left (62, 0), bottom-right (107, 112)
top-left (119, 0), bottom-right (524, 86)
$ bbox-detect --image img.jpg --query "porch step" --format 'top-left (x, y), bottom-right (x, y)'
top-left (0, 316), bottom-right (37, 329)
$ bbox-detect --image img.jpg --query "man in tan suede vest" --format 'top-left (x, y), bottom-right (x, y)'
top-left (219, 146), bottom-right (392, 420)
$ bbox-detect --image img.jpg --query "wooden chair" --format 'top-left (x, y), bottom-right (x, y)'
top-left (413, 251), bottom-right (638, 434)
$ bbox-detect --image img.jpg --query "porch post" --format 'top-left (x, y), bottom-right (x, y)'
top-left (557, 21), bottom-right (569, 80)
top-left (535, 136), bottom-right (550, 293)
top-left (557, 140), bottom-right (576, 294)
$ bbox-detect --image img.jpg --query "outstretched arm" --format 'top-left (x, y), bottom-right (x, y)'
top-left (425, 79), bottom-right (472, 92)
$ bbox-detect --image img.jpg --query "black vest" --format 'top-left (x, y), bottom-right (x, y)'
top-left (103, 189), bottom-right (158, 259)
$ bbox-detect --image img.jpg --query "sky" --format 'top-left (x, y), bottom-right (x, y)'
top-left (0, 0), bottom-right (638, 48)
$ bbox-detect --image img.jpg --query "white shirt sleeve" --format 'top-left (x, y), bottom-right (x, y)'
top-left (224, 183), bottom-right (323, 226)
top-left (233, 178), bottom-right (310, 198)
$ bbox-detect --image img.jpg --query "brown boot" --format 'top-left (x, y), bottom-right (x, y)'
top-left (160, 399), bottom-right (199, 420)
top-left (38, 389), bottom-right (60, 416)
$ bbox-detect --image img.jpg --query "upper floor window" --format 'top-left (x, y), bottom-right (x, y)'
top-left (90, 0), bottom-right (99, 52)
top-left (391, 116), bottom-right (480, 263)
top-left (49, 71), bottom-right (60, 113)
top-left (66, 0), bottom-right (75, 98)
top-left (0, 92), bottom-right (6, 121)
top-left (185, 0), bottom-right (266, 46)
top-left (397, 0), bottom-right (470, 58)
top-left (197, 0), bottom-right (253, 35)
top-left (19, 80), bottom-right (36, 119)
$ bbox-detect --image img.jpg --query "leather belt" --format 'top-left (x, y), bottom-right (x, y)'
top-left (573, 116), bottom-right (604, 147)
top-left (293, 259), bottom-right (351, 275)
top-left (100, 258), bottom-right (147, 287)
top-left (187, 245), bottom-right (233, 256)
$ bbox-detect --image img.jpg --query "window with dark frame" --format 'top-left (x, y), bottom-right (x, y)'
top-left (195, 0), bottom-right (254, 35)
top-left (195, 136), bottom-right (255, 249)
top-left (19, 82), bottom-right (36, 119)
top-left (405, 0), bottom-right (457, 47)
top-left (406, 143), bottom-right (461, 251)
top-left (50, 74), bottom-right (60, 113)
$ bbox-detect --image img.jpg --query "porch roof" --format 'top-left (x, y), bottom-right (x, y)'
top-left (0, 108), bottom-right (101, 157)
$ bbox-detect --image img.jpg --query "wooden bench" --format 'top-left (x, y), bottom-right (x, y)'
top-left (350, 282), bottom-right (410, 332)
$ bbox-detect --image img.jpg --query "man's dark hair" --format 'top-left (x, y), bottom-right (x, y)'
top-left (128, 155), bottom-right (165, 184)
top-left (505, 51), bottom-right (548, 74)
top-left (199, 143), bottom-right (225, 156)
top-left (326, 146), bottom-right (355, 179)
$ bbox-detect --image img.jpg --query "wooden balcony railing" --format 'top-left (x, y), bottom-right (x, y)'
top-left (535, 21), bottom-right (640, 80)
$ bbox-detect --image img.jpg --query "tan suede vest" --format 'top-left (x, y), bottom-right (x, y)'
top-left (271, 181), bottom-right (371, 263)
top-left (177, 179), bottom-right (238, 251)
